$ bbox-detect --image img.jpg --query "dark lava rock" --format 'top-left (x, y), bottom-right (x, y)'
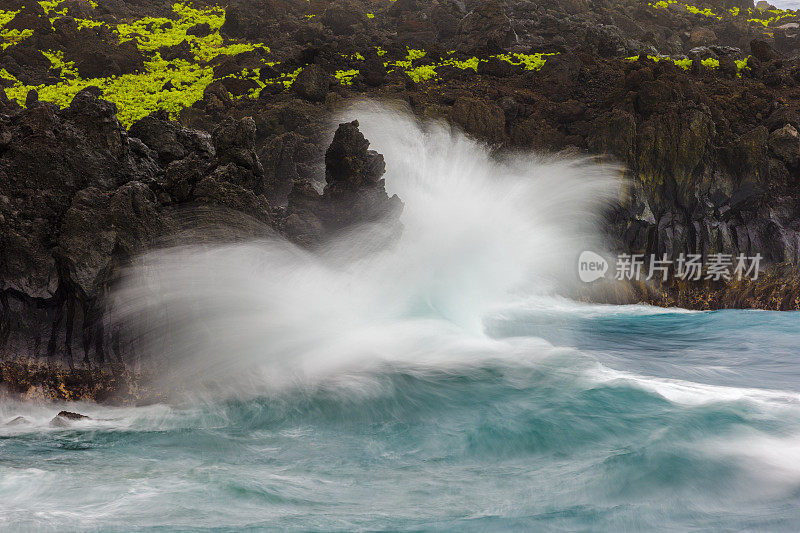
top-left (160, 40), bottom-right (193, 62)
top-left (57, 410), bottom-right (89, 420)
top-left (186, 22), bottom-right (212, 37)
top-left (291, 64), bottom-right (332, 103)
top-left (448, 97), bottom-right (506, 143)
top-left (69, 26), bottom-right (145, 79)
top-left (5, 2), bottom-right (52, 36)
top-left (130, 109), bottom-right (196, 164)
top-left (750, 39), bottom-right (781, 62)
top-left (220, 77), bottom-right (259, 97)
top-left (457, 0), bottom-right (514, 55)
top-left (4, 0), bottom-right (800, 382)
top-left (212, 117), bottom-right (263, 188)
top-left (0, 45), bottom-right (53, 86)
top-left (321, 1), bottom-right (366, 35)
top-left (0, 86), bottom-right (283, 365)
top-left (62, 0), bottom-right (94, 19)
top-left (0, 87), bottom-right (19, 114)
top-left (477, 56), bottom-right (514, 77)
top-left (286, 120), bottom-right (402, 243)
top-left (360, 51), bottom-right (386, 87)
top-left (201, 81), bottom-right (232, 113)
top-left (769, 124), bottom-right (800, 165)
top-left (220, 0), bottom-right (300, 40)
top-left (324, 120), bottom-right (386, 190)
top-left (25, 89), bottom-right (39, 107)
top-left (50, 410), bottom-right (90, 427)
top-left (260, 132), bottom-right (301, 205)
top-left (719, 55), bottom-right (738, 78)
top-left (212, 50), bottom-right (265, 80)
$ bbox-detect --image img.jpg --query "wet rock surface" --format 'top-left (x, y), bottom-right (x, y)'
top-left (49, 410), bottom-right (90, 427)
top-left (6, 415), bottom-right (29, 425)
top-left (0, 85), bottom-right (400, 375)
top-left (285, 119), bottom-right (402, 244)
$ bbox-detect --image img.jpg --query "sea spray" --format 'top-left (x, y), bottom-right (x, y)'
top-left (4, 306), bottom-right (800, 531)
top-left (111, 102), bottom-right (621, 398)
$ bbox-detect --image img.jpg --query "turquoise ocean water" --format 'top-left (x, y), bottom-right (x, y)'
top-left (2, 305), bottom-right (800, 531)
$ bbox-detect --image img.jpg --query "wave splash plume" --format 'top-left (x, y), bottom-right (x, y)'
top-left (112, 102), bottom-right (618, 397)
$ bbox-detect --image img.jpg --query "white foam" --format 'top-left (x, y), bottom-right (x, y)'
top-left (589, 364), bottom-right (800, 408)
top-left (489, 293), bottom-right (701, 320)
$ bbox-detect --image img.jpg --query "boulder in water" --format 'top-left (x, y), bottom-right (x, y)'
top-left (50, 411), bottom-right (91, 427)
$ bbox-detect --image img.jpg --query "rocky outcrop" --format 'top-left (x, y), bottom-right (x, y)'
top-left (0, 89), bottom-right (402, 369)
top-left (50, 410), bottom-right (90, 427)
top-left (0, 44), bottom-right (53, 86)
top-left (769, 123), bottom-right (800, 165)
top-left (0, 89), bottom-right (270, 366)
top-left (292, 64), bottom-right (333, 103)
top-left (285, 120), bottom-right (403, 244)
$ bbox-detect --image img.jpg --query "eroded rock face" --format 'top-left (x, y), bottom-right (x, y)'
top-left (0, 90), bottom-right (277, 365)
top-left (292, 64), bottom-right (332, 103)
top-left (285, 120), bottom-right (403, 244)
top-left (457, 0), bottom-right (515, 55)
top-left (0, 89), bottom-right (405, 367)
top-left (449, 97), bottom-right (506, 144)
top-left (2, 0), bottom-right (800, 379)
top-left (769, 124), bottom-right (800, 165)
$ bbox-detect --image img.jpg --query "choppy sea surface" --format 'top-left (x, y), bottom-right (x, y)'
top-left (2, 303), bottom-right (800, 531)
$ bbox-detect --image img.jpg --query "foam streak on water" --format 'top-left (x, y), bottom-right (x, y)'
top-left (2, 104), bottom-right (800, 531)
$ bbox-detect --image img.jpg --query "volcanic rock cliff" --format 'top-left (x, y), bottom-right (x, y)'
top-left (2, 0), bottom-right (800, 398)
top-left (0, 87), bottom-right (398, 371)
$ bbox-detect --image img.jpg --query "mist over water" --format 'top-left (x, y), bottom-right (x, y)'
top-left (3, 104), bottom-right (800, 531)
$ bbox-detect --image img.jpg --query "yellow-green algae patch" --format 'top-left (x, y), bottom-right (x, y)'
top-left (625, 54), bottom-right (751, 77)
top-left (0, 8), bottom-right (31, 49)
top-left (334, 69), bottom-right (360, 85)
top-left (394, 51), bottom-right (554, 83)
top-left (1, 1), bottom-right (272, 126)
top-left (2, 0), bottom-right (732, 129)
top-left (647, 0), bottom-right (798, 28)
